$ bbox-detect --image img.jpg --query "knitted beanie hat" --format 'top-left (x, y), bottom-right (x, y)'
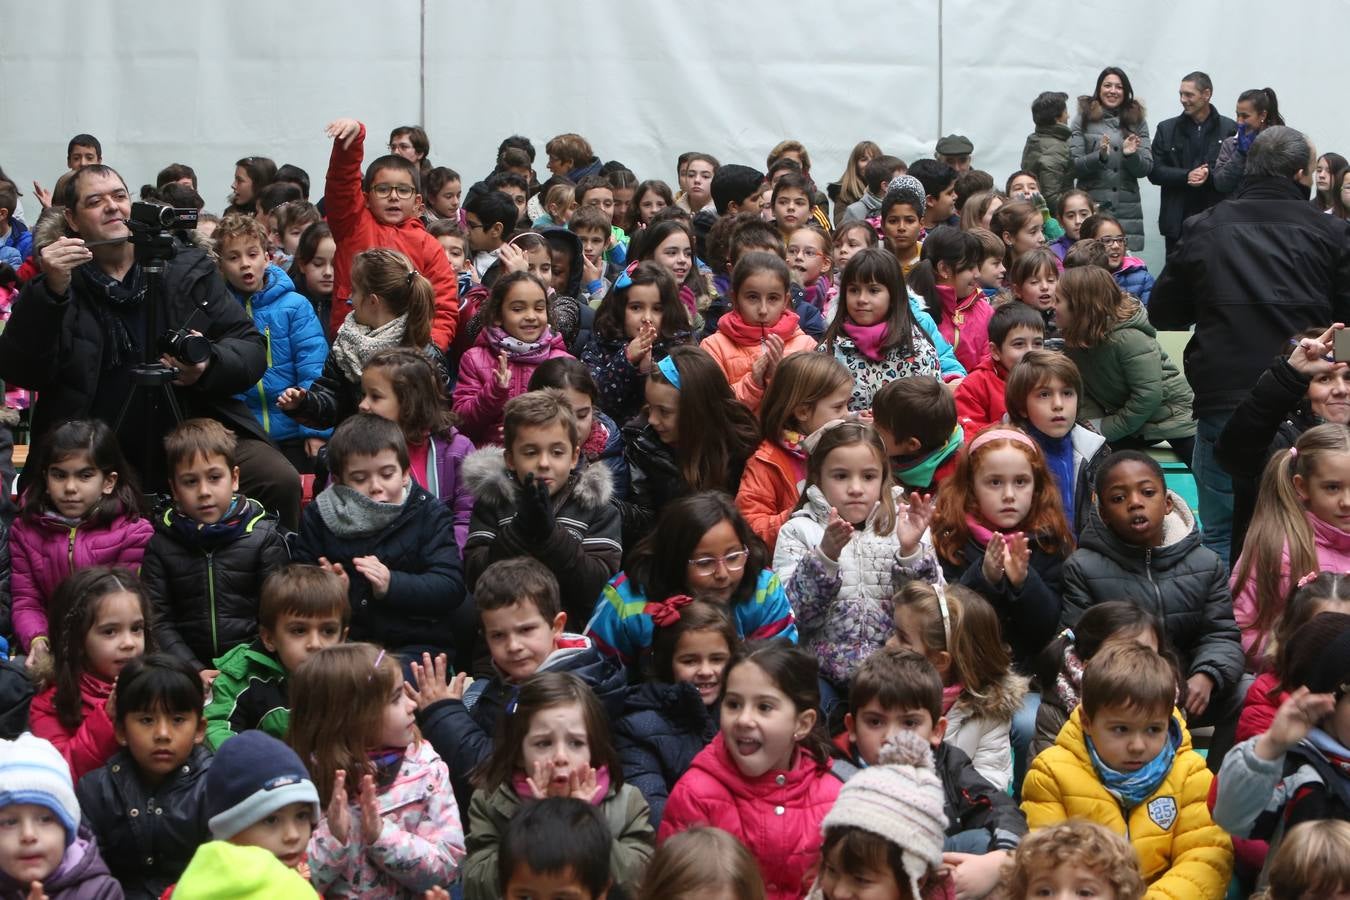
top-left (205, 731), bottom-right (320, 840)
top-left (820, 731), bottom-right (946, 900)
top-left (882, 175), bottom-right (927, 219)
top-left (0, 734), bottom-right (81, 846)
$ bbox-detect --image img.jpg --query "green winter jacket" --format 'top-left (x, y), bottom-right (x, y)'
top-left (463, 781), bottom-right (654, 900)
top-left (203, 639), bottom-right (291, 750)
top-left (1067, 305), bottom-right (1195, 442)
top-left (1020, 123), bottom-right (1074, 212)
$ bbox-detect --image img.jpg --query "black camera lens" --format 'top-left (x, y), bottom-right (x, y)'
top-left (160, 329), bottom-right (211, 365)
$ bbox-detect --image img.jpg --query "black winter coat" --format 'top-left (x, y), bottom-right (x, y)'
top-left (291, 343), bottom-right (452, 431)
top-left (0, 518), bottom-right (10, 642)
top-left (939, 536), bottom-right (1065, 670)
top-left (293, 484), bottom-right (464, 652)
top-left (1147, 107), bottom-right (1236, 239)
top-left (933, 742), bottom-right (1027, 850)
top-left (0, 249), bottom-right (268, 487)
top-left (418, 636), bottom-right (626, 826)
top-left (76, 744), bottom-right (213, 900)
top-left (1214, 356), bottom-right (1320, 558)
top-left (1061, 496), bottom-right (1244, 692)
top-left (143, 496), bottom-right (291, 670)
top-left (1150, 176), bottom-right (1350, 418)
top-left (612, 681), bottom-right (717, 826)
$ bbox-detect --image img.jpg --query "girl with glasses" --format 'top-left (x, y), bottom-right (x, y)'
top-left (585, 491), bottom-right (796, 674)
top-left (1080, 212), bottom-right (1154, 305)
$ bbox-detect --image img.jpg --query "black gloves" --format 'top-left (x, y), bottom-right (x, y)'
top-left (512, 473), bottom-right (555, 541)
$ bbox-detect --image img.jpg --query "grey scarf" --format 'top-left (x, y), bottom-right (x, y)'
top-left (315, 482), bottom-right (410, 538)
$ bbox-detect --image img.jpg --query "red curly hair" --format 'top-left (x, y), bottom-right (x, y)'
top-left (932, 424), bottom-right (1074, 564)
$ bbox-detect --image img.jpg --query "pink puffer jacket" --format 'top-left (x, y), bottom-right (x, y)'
top-left (658, 733), bottom-right (842, 900)
top-left (11, 510), bottom-right (153, 650)
top-left (451, 328), bottom-right (572, 446)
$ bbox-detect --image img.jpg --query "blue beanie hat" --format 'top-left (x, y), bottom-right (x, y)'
top-left (205, 731), bottom-right (320, 840)
top-left (0, 734), bottom-right (80, 846)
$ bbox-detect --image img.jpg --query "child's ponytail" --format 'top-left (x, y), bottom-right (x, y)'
top-left (350, 248), bottom-right (434, 348)
top-left (905, 226), bottom-right (980, 326)
top-left (1234, 423), bottom-right (1350, 647)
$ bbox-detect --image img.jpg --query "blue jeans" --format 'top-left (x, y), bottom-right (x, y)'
top-left (1010, 692), bottom-right (1041, 801)
top-left (944, 829), bottom-right (992, 853)
top-left (1194, 415), bottom-right (1235, 568)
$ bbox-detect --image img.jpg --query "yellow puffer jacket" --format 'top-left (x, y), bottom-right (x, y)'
top-left (1022, 708), bottom-right (1232, 900)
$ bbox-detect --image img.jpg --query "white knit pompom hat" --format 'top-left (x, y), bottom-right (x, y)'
top-left (820, 731), bottom-right (947, 899)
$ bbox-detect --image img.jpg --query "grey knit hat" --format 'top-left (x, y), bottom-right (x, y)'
top-left (820, 731), bottom-right (946, 900)
top-left (882, 175), bottom-right (926, 218)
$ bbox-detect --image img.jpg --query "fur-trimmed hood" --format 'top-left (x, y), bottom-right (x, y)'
top-left (1077, 95), bottom-right (1146, 129)
top-left (461, 445), bottom-right (614, 511)
top-left (954, 670), bottom-right (1030, 722)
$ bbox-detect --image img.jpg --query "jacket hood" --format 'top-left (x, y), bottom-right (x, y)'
top-left (539, 226), bottom-right (585, 298)
top-left (1079, 489), bottom-right (1200, 568)
top-left (1036, 122), bottom-right (1072, 139)
top-left (461, 446), bottom-right (614, 511)
top-left (1116, 303), bottom-right (1156, 338)
top-left (1070, 425), bottom-right (1108, 465)
top-left (1077, 95), bottom-right (1147, 129)
top-left (539, 633), bottom-right (628, 718)
top-left (957, 671), bottom-right (1031, 722)
top-left (1117, 256), bottom-right (1147, 274)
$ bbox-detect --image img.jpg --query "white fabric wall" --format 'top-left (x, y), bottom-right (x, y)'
top-left (1, 1), bottom-right (1341, 271)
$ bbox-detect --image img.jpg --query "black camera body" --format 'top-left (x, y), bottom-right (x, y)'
top-left (129, 201), bottom-right (199, 232)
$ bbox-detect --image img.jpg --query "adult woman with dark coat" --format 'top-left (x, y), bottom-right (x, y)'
top-left (1069, 67), bottom-right (1152, 251)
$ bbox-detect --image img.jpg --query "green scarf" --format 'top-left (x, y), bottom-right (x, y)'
top-left (893, 425), bottom-right (964, 490)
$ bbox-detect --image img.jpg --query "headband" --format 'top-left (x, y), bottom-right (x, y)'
top-left (935, 583), bottom-right (952, 649)
top-left (968, 428), bottom-right (1038, 455)
top-left (656, 355), bottom-right (681, 389)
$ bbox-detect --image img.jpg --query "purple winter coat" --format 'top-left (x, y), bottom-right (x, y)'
top-left (0, 827), bottom-right (123, 899)
top-left (11, 509), bottom-right (153, 651)
top-left (424, 428), bottom-right (476, 556)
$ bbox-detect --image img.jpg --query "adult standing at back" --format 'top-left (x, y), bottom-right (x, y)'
top-left (1069, 67), bottom-right (1152, 251)
top-left (1212, 88), bottom-right (1285, 194)
top-left (1148, 72), bottom-right (1237, 256)
top-left (1150, 127), bottom-right (1350, 567)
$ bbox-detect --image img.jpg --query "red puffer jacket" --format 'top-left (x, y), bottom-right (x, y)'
top-left (658, 733), bottom-right (842, 900)
top-left (954, 356), bottom-right (1009, 436)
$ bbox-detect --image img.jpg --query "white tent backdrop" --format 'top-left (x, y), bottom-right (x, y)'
top-left (1, 1), bottom-right (1340, 271)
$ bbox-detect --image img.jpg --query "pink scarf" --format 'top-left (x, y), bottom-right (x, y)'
top-left (512, 765), bottom-right (612, 806)
top-left (941, 683), bottom-right (964, 715)
top-left (841, 320), bottom-right (891, 362)
top-left (582, 419), bottom-right (610, 461)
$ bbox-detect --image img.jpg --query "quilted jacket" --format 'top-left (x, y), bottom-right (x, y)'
top-left (1023, 708), bottom-right (1232, 900)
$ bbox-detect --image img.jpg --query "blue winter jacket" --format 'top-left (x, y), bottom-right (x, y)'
top-left (0, 219), bottom-right (31, 262)
top-left (231, 265), bottom-right (330, 442)
top-left (1114, 256), bottom-right (1155, 306)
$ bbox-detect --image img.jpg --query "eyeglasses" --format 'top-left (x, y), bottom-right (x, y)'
top-left (371, 183), bottom-right (416, 199)
top-left (466, 219), bottom-right (485, 232)
top-left (787, 246), bottom-right (822, 259)
top-left (687, 547), bottom-right (749, 577)
top-left (1098, 236), bottom-right (1128, 246)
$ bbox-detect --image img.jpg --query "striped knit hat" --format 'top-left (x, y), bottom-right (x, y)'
top-left (820, 731), bottom-right (946, 899)
top-left (0, 734), bottom-right (81, 846)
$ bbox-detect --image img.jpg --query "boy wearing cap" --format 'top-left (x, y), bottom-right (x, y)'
top-left (0, 733), bottom-right (120, 898)
top-left (203, 730), bottom-right (321, 873)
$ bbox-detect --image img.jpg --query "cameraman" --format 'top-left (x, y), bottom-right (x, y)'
top-left (0, 164), bottom-right (302, 528)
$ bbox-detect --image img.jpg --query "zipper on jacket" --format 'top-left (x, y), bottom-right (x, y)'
top-left (206, 551), bottom-right (219, 656)
top-left (1143, 548), bottom-right (1168, 640)
top-left (67, 526), bottom-right (77, 570)
top-left (256, 324), bottom-right (272, 435)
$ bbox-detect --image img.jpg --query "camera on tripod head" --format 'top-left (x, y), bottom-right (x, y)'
top-left (129, 201), bottom-right (199, 232)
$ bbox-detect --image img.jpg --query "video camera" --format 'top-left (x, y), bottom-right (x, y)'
top-left (129, 201), bottom-right (199, 232)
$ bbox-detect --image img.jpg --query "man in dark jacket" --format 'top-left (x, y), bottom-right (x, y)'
top-left (0, 165), bottom-right (301, 527)
top-left (1150, 127), bottom-right (1350, 567)
top-left (1147, 71), bottom-right (1237, 255)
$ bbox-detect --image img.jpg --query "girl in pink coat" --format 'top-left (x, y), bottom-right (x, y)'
top-left (292, 643), bottom-right (465, 899)
top-left (10, 420), bottom-right (152, 672)
top-left (28, 566), bottom-right (150, 780)
top-left (452, 270), bottom-right (573, 446)
top-left (659, 641), bottom-right (843, 900)
top-left (1231, 424), bottom-right (1350, 663)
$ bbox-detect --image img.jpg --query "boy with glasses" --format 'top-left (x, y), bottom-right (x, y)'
top-left (322, 117), bottom-right (459, 349)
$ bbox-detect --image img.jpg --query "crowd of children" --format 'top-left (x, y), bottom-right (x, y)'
top-left (0, 75), bottom-right (1349, 897)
